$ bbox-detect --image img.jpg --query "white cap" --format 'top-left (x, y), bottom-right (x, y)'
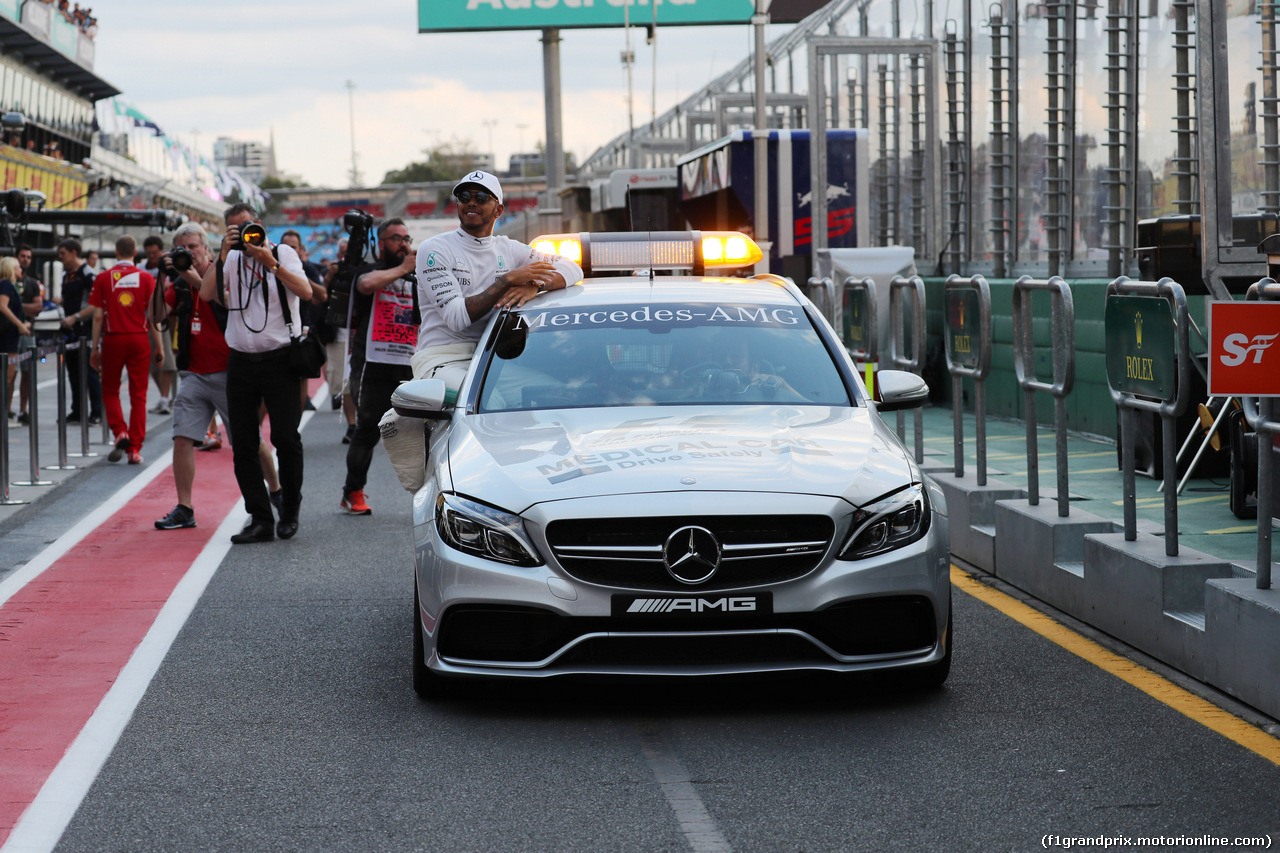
top-left (453, 170), bottom-right (504, 205)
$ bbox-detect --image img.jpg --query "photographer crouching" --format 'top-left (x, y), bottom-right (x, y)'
top-left (154, 224), bottom-right (230, 530)
top-left (201, 203), bottom-right (313, 544)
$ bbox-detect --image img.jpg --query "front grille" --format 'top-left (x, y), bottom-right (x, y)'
top-left (545, 515), bottom-right (834, 591)
top-left (436, 596), bottom-right (938, 665)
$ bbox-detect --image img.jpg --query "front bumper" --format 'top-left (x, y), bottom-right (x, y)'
top-left (413, 490), bottom-right (951, 680)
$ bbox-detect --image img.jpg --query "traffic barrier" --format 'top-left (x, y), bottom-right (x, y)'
top-left (888, 275), bottom-right (926, 464)
top-left (943, 274), bottom-right (992, 483)
top-left (1012, 275), bottom-right (1075, 516)
top-left (1103, 276), bottom-right (1191, 556)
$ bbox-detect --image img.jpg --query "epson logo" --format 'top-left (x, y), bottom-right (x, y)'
top-left (627, 597), bottom-right (757, 614)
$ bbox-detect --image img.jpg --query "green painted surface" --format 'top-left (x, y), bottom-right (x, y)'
top-left (418, 0), bottom-right (754, 32)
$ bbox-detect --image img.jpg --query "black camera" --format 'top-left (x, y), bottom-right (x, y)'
top-left (344, 208), bottom-right (374, 233)
top-left (237, 222), bottom-right (266, 251)
top-left (325, 208), bottom-right (376, 328)
top-left (166, 246), bottom-right (194, 274)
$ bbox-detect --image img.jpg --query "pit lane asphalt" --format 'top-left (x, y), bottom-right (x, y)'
top-left (33, 410), bottom-right (1280, 852)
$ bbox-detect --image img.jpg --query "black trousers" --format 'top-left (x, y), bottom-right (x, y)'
top-left (344, 359), bottom-right (412, 494)
top-left (227, 347), bottom-right (303, 526)
top-left (64, 340), bottom-right (103, 417)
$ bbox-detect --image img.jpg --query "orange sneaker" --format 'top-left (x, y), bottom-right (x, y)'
top-left (127, 449), bottom-right (144, 465)
top-left (340, 489), bottom-right (372, 515)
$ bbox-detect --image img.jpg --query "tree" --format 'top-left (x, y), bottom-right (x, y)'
top-left (382, 137), bottom-right (482, 185)
top-left (260, 174), bottom-right (308, 190)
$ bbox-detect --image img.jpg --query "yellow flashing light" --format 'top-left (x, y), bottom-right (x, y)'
top-left (530, 230), bottom-right (764, 276)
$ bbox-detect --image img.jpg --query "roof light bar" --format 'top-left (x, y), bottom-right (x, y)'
top-left (531, 231), bottom-right (763, 277)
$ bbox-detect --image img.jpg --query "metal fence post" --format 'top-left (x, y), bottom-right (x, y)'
top-left (48, 340), bottom-right (76, 471)
top-left (1012, 275), bottom-right (1076, 516)
top-left (842, 275), bottom-right (877, 395)
top-left (1104, 277), bottom-right (1190, 557)
top-left (1, 353), bottom-right (29, 506)
top-left (943, 274), bottom-right (992, 483)
top-left (1238, 279), bottom-right (1280, 590)
top-left (889, 275), bottom-right (927, 463)
top-left (67, 337), bottom-right (97, 459)
top-left (12, 347), bottom-right (51, 488)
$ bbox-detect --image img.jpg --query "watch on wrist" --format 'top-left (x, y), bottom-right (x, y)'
top-left (536, 281), bottom-right (549, 293)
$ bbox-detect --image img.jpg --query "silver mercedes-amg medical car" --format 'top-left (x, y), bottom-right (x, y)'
top-left (393, 231), bottom-right (950, 698)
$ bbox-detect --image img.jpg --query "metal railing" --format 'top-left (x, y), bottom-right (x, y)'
top-left (944, 274), bottom-right (993, 483)
top-left (1240, 278), bottom-right (1280, 590)
top-left (889, 275), bottom-right (927, 464)
top-left (1105, 277), bottom-right (1192, 556)
top-left (1012, 276), bottom-right (1076, 516)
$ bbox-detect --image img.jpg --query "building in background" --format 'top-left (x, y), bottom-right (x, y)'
top-left (213, 135), bottom-right (277, 186)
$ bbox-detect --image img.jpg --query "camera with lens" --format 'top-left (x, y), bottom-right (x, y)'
top-left (237, 222), bottom-right (267, 251)
top-left (166, 246), bottom-right (194, 274)
top-left (325, 208), bottom-right (376, 328)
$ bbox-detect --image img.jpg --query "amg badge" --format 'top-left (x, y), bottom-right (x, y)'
top-left (613, 594), bottom-right (771, 617)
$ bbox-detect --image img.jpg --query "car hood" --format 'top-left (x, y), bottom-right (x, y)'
top-left (445, 406), bottom-right (913, 513)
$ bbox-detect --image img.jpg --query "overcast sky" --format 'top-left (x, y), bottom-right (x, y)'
top-left (87, 1), bottom-right (779, 188)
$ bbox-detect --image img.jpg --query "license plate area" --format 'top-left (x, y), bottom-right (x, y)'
top-left (611, 592), bottom-right (773, 619)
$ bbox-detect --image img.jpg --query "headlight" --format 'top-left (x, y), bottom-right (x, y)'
top-left (435, 493), bottom-right (542, 567)
top-left (838, 483), bottom-right (930, 560)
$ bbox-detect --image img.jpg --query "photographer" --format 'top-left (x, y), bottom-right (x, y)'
top-left (154, 223), bottom-right (230, 530)
top-left (340, 217), bottom-right (416, 516)
top-left (200, 203), bottom-right (312, 544)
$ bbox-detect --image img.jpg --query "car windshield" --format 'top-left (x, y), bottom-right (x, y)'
top-left (477, 301), bottom-right (853, 412)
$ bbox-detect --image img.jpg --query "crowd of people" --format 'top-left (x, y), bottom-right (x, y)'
top-left (37, 0), bottom-right (98, 38)
top-left (0, 170), bottom-right (582, 544)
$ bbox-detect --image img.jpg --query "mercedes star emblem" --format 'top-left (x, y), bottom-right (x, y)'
top-left (662, 525), bottom-right (722, 585)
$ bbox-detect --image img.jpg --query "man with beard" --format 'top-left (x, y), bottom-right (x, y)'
top-left (339, 218), bottom-right (416, 515)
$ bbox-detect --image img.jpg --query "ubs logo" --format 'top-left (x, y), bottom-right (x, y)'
top-left (1220, 333), bottom-right (1279, 366)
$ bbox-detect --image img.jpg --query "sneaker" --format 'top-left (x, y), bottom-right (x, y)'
top-left (66, 411), bottom-right (81, 423)
top-left (269, 489), bottom-right (284, 516)
top-left (155, 504), bottom-right (196, 530)
top-left (107, 433), bottom-right (130, 462)
top-left (127, 449), bottom-right (144, 465)
top-left (197, 429), bottom-right (222, 451)
top-left (340, 489), bottom-right (372, 515)
top-left (330, 394), bottom-right (342, 411)
top-left (148, 402), bottom-right (166, 414)
top-left (341, 424), bottom-right (355, 445)
top-left (16, 411), bottom-right (29, 426)
top-left (304, 399), bottom-right (316, 411)
top-left (89, 414), bottom-right (103, 425)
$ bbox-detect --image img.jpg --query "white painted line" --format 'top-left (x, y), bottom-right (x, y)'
top-left (637, 722), bottom-right (733, 853)
top-left (0, 501), bottom-right (244, 853)
top-left (0, 447), bottom-right (175, 609)
top-left (0, 379), bottom-right (340, 853)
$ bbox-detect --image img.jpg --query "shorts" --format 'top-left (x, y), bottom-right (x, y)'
top-left (152, 329), bottom-right (177, 373)
top-left (325, 340), bottom-right (349, 397)
top-left (171, 370), bottom-right (232, 444)
top-left (17, 334), bottom-right (34, 352)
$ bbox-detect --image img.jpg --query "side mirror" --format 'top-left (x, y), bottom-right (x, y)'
top-left (391, 378), bottom-right (454, 420)
top-left (875, 370), bottom-right (929, 412)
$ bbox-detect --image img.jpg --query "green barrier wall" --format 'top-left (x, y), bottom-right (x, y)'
top-left (919, 278), bottom-right (1207, 442)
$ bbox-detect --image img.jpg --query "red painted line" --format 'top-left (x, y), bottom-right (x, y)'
top-left (0, 447), bottom-right (243, 844)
